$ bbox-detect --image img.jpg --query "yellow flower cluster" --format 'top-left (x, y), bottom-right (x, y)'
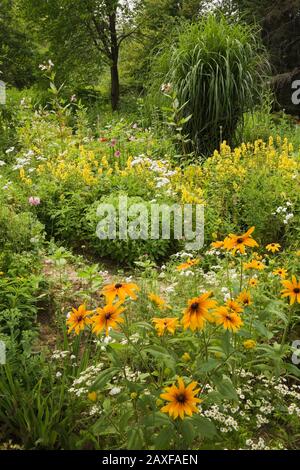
top-left (168, 137), bottom-right (299, 206)
top-left (32, 146), bottom-right (158, 190)
top-left (205, 137), bottom-right (298, 183)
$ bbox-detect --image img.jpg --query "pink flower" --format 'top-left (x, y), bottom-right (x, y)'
top-left (28, 196), bottom-right (41, 206)
top-left (114, 150), bottom-right (121, 158)
top-left (110, 139), bottom-right (117, 147)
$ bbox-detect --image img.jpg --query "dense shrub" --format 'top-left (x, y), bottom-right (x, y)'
top-left (85, 193), bottom-right (182, 264)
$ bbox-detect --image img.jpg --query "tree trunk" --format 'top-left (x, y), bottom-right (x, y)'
top-left (109, 11), bottom-right (120, 111)
top-left (110, 56), bottom-right (119, 111)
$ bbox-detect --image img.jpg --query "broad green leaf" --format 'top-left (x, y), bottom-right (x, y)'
top-left (197, 358), bottom-right (219, 372)
top-left (180, 419), bottom-right (195, 445)
top-left (91, 367), bottom-right (120, 391)
top-left (192, 415), bottom-right (218, 439)
top-left (127, 428), bottom-right (144, 450)
top-left (154, 426), bottom-right (174, 449)
top-left (214, 376), bottom-right (239, 401)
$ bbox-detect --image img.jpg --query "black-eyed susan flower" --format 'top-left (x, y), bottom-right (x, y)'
top-left (92, 301), bottom-right (125, 336)
top-left (243, 339), bottom-right (256, 350)
top-left (176, 258), bottom-right (199, 271)
top-left (225, 299), bottom-right (243, 315)
top-left (249, 278), bottom-right (258, 287)
top-left (223, 226), bottom-right (258, 255)
top-left (182, 292), bottom-right (217, 331)
top-left (66, 304), bottom-right (93, 335)
top-left (102, 282), bottom-right (139, 303)
top-left (244, 259), bottom-right (265, 271)
top-left (148, 293), bottom-right (171, 310)
top-left (211, 240), bottom-right (224, 249)
top-left (266, 243), bottom-right (281, 253)
top-left (273, 268), bottom-right (288, 279)
top-left (281, 276), bottom-right (300, 305)
top-left (236, 290), bottom-right (252, 307)
top-left (160, 377), bottom-right (201, 419)
top-left (252, 252), bottom-right (263, 261)
top-left (214, 306), bottom-right (243, 333)
top-left (152, 317), bottom-right (178, 336)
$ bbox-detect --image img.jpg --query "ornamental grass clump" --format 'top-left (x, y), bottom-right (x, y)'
top-left (159, 15), bottom-right (269, 156)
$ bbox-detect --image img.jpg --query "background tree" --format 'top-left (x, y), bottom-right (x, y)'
top-left (231, 0), bottom-right (300, 113)
top-left (0, 0), bottom-right (38, 87)
top-left (232, 0), bottom-right (300, 73)
top-left (124, 0), bottom-right (204, 88)
top-left (20, 0), bottom-right (139, 110)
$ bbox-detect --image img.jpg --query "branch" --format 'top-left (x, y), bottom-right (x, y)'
top-left (85, 20), bottom-right (110, 60)
top-left (92, 16), bottom-right (112, 59)
top-left (117, 27), bottom-right (139, 46)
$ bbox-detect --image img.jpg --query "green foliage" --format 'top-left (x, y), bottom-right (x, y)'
top-left (0, 0), bottom-right (39, 87)
top-left (85, 194), bottom-right (181, 264)
top-left (241, 100), bottom-right (300, 149)
top-left (0, 357), bottom-right (86, 449)
top-left (0, 204), bottom-right (44, 252)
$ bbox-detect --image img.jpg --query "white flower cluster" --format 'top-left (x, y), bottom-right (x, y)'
top-left (121, 332), bottom-right (141, 345)
top-left (287, 403), bottom-right (300, 417)
top-left (165, 284), bottom-right (177, 293)
top-left (39, 59), bottom-right (54, 71)
top-left (201, 370), bottom-right (300, 444)
top-left (89, 405), bottom-right (102, 417)
top-left (221, 287), bottom-right (231, 301)
top-left (274, 382), bottom-right (300, 400)
top-left (179, 270), bottom-right (194, 277)
top-left (161, 83), bottom-right (172, 94)
top-left (206, 248), bottom-right (222, 256)
top-left (110, 386), bottom-right (122, 396)
top-left (245, 437), bottom-right (270, 450)
top-left (130, 155), bottom-right (176, 189)
top-left (51, 349), bottom-right (72, 360)
top-left (202, 405), bottom-right (239, 432)
top-left (95, 334), bottom-right (116, 350)
top-left (256, 414), bottom-right (269, 427)
top-left (272, 201), bottom-right (294, 225)
top-left (173, 251), bottom-right (195, 259)
top-left (69, 363), bottom-right (106, 397)
top-left (203, 270), bottom-right (219, 286)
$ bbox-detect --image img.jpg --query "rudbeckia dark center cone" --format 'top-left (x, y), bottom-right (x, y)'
top-left (294, 288), bottom-right (300, 294)
top-left (191, 302), bottom-right (199, 311)
top-left (237, 238), bottom-right (244, 244)
top-left (115, 283), bottom-right (122, 289)
top-left (176, 393), bottom-right (187, 404)
top-left (77, 316), bottom-right (83, 322)
top-left (105, 313), bottom-right (112, 320)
